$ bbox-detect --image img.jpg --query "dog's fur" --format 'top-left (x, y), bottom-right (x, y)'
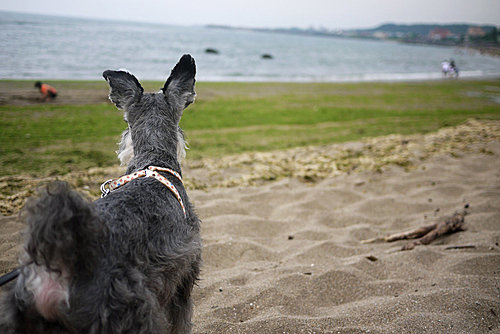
top-left (0, 55), bottom-right (202, 333)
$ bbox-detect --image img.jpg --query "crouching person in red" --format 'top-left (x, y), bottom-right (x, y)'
top-left (35, 81), bottom-right (58, 102)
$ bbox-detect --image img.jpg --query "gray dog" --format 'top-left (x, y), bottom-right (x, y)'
top-left (0, 55), bottom-right (202, 333)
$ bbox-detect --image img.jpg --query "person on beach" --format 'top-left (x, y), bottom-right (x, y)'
top-left (34, 81), bottom-right (57, 102)
top-left (441, 60), bottom-right (450, 76)
top-left (450, 59), bottom-right (459, 77)
top-left (441, 60), bottom-right (459, 78)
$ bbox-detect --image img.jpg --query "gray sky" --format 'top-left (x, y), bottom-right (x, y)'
top-left (1, 0), bottom-right (499, 29)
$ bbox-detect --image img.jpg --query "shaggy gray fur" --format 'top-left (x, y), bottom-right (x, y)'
top-left (0, 55), bottom-right (201, 333)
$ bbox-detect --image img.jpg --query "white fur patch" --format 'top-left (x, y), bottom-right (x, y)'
top-left (22, 264), bottom-right (69, 320)
top-left (117, 128), bottom-right (134, 166)
top-left (177, 129), bottom-right (188, 161)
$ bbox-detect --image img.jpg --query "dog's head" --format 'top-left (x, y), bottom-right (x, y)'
top-left (103, 54), bottom-right (196, 165)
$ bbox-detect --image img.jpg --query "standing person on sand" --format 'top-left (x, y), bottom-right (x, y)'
top-left (441, 60), bottom-right (450, 76)
top-left (34, 81), bottom-right (57, 102)
top-left (449, 59), bottom-right (459, 77)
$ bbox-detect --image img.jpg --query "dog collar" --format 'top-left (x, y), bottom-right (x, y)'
top-left (100, 166), bottom-right (186, 217)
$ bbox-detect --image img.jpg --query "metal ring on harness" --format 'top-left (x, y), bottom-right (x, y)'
top-left (100, 179), bottom-right (113, 198)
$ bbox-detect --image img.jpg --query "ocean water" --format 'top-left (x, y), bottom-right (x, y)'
top-left (1, 11), bottom-right (500, 82)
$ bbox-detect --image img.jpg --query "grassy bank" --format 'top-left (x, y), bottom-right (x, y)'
top-left (0, 79), bottom-right (499, 176)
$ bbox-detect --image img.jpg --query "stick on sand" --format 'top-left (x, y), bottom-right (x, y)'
top-left (361, 204), bottom-right (468, 251)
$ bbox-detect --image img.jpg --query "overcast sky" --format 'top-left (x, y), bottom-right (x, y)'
top-left (1, 0), bottom-right (499, 29)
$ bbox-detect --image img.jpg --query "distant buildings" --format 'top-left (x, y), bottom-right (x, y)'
top-left (428, 28), bottom-right (453, 40)
top-left (373, 31), bottom-right (388, 39)
top-left (344, 24), bottom-right (498, 46)
top-left (467, 26), bottom-right (486, 38)
top-left (207, 23), bottom-right (499, 47)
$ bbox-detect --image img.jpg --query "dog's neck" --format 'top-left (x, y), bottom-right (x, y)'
top-left (127, 126), bottom-right (181, 174)
top-left (126, 154), bottom-right (181, 176)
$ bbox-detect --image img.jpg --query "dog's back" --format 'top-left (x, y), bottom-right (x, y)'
top-left (0, 55), bottom-right (201, 334)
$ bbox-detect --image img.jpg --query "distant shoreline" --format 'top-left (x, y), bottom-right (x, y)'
top-left (2, 73), bottom-right (500, 83)
top-left (206, 23), bottom-right (500, 58)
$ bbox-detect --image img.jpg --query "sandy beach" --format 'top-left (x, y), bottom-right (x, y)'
top-left (189, 141), bottom-right (500, 333)
top-left (0, 120), bottom-right (499, 333)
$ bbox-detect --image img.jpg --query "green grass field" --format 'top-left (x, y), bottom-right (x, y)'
top-left (1, 79), bottom-right (499, 176)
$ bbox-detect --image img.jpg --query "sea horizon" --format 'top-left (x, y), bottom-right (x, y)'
top-left (2, 10), bottom-right (500, 82)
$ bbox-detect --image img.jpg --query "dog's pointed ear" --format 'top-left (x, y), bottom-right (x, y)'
top-left (162, 54), bottom-right (196, 113)
top-left (103, 70), bottom-right (143, 110)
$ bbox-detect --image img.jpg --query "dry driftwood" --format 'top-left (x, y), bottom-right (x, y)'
top-left (361, 223), bottom-right (437, 244)
top-left (361, 204), bottom-right (468, 251)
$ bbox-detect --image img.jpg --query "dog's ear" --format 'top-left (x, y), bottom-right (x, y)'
top-left (162, 54), bottom-right (196, 113)
top-left (103, 70), bottom-right (143, 110)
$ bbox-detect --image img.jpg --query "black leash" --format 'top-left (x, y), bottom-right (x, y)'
top-left (0, 268), bottom-right (20, 287)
